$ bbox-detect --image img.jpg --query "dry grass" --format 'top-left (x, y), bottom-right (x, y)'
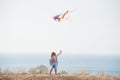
top-left (0, 73), bottom-right (120, 80)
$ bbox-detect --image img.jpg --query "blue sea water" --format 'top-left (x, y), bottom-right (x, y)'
top-left (0, 53), bottom-right (120, 76)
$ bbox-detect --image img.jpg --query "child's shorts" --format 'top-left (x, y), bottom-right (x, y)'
top-left (52, 64), bottom-right (57, 69)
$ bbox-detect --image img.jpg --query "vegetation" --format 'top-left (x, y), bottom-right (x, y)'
top-left (0, 65), bottom-right (120, 80)
top-left (58, 70), bottom-right (68, 75)
top-left (29, 65), bottom-right (48, 74)
top-left (0, 72), bottom-right (120, 80)
top-left (36, 65), bottom-right (48, 74)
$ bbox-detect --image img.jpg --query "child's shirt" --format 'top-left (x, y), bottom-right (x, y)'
top-left (49, 57), bottom-right (58, 65)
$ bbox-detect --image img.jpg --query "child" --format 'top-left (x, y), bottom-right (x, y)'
top-left (49, 50), bottom-right (62, 75)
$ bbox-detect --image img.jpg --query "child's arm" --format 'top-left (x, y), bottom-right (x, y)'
top-left (57, 50), bottom-right (62, 56)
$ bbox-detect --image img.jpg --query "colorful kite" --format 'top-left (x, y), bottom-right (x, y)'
top-left (53, 10), bottom-right (69, 22)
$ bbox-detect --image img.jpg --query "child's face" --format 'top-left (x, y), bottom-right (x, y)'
top-left (52, 55), bottom-right (56, 59)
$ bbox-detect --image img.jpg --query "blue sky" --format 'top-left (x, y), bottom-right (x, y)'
top-left (0, 0), bottom-right (120, 55)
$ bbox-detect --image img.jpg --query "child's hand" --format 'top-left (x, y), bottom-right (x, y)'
top-left (57, 50), bottom-right (62, 56)
top-left (59, 50), bottom-right (62, 53)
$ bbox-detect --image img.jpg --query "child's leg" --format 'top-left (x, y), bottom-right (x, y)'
top-left (50, 68), bottom-right (53, 75)
top-left (55, 68), bottom-right (57, 75)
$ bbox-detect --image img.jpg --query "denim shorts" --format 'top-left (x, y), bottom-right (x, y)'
top-left (52, 64), bottom-right (57, 69)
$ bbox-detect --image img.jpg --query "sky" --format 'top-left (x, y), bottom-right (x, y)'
top-left (0, 0), bottom-right (120, 55)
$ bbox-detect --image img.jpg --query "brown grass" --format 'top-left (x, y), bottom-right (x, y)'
top-left (0, 73), bottom-right (120, 80)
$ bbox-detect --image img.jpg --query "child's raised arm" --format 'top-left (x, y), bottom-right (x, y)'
top-left (57, 50), bottom-right (62, 56)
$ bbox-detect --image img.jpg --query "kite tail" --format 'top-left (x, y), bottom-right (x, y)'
top-left (62, 10), bottom-right (69, 19)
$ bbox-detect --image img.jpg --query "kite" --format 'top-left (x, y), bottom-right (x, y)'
top-left (53, 10), bottom-right (69, 22)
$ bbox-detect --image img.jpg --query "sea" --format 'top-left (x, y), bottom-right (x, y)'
top-left (0, 53), bottom-right (120, 76)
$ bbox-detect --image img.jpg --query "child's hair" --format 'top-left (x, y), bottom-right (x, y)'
top-left (51, 52), bottom-right (56, 57)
